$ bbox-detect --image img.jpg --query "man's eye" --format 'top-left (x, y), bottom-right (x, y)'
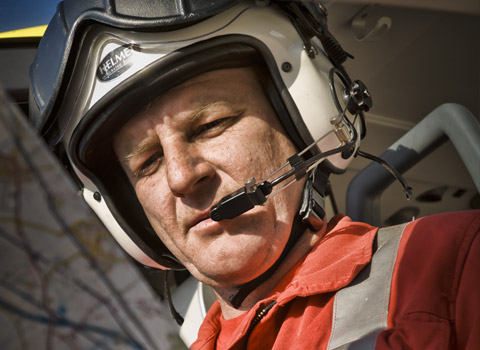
top-left (135, 152), bottom-right (162, 177)
top-left (193, 117), bottom-right (234, 140)
top-left (198, 118), bottom-right (228, 133)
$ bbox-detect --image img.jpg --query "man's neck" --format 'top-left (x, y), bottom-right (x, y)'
top-left (213, 224), bottom-right (327, 319)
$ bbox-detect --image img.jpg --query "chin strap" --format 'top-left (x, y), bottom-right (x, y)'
top-left (228, 166), bottom-right (329, 309)
top-left (299, 166), bottom-right (330, 230)
top-left (228, 211), bottom-right (306, 308)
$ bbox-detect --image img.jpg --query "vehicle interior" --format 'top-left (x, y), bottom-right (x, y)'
top-left (325, 0), bottom-right (480, 226)
top-left (1, 0), bottom-right (479, 348)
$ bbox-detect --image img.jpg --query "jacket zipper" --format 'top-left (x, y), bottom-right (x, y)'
top-left (244, 300), bottom-right (277, 342)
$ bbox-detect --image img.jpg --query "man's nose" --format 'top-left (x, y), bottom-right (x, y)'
top-left (163, 139), bottom-right (214, 197)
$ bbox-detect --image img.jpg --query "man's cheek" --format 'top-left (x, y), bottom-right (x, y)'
top-left (146, 214), bottom-right (177, 248)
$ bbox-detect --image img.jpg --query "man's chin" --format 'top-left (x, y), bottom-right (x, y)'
top-left (193, 257), bottom-right (273, 289)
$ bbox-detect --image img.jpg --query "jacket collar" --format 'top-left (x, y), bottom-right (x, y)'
top-left (270, 215), bottom-right (377, 305)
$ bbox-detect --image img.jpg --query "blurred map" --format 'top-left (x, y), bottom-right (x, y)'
top-left (0, 86), bottom-right (185, 349)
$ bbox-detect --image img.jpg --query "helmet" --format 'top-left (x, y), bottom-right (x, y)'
top-left (29, 0), bottom-right (370, 270)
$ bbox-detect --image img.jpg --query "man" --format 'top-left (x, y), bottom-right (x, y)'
top-left (29, 0), bottom-right (479, 348)
top-left (112, 68), bottom-right (308, 305)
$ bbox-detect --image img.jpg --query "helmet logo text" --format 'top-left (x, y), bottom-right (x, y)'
top-left (97, 44), bottom-right (138, 81)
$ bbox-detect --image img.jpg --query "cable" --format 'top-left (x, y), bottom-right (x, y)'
top-left (356, 149), bottom-right (413, 199)
top-left (163, 271), bottom-right (184, 326)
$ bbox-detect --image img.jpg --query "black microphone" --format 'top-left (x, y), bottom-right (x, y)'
top-left (209, 179), bottom-right (273, 221)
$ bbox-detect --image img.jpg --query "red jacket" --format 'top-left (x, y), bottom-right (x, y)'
top-left (191, 211), bottom-right (480, 349)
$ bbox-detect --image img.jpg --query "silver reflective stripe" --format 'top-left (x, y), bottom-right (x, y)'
top-left (326, 223), bottom-right (408, 350)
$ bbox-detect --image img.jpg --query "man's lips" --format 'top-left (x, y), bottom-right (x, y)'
top-left (184, 189), bottom-right (242, 233)
top-left (186, 210), bottom-right (213, 232)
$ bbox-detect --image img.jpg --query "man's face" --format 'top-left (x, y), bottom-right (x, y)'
top-left (114, 68), bottom-right (304, 288)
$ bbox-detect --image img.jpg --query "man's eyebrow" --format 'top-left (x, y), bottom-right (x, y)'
top-left (125, 138), bottom-right (160, 160)
top-left (190, 101), bottom-right (227, 121)
top-left (190, 100), bottom-right (244, 121)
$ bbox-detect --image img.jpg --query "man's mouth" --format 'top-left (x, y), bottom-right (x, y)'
top-left (186, 210), bottom-right (212, 231)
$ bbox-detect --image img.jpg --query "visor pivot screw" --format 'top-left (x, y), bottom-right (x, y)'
top-left (281, 62), bottom-right (293, 72)
top-left (93, 192), bottom-right (102, 202)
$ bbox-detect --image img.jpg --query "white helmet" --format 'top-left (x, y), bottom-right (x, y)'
top-left (29, 0), bottom-right (371, 270)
